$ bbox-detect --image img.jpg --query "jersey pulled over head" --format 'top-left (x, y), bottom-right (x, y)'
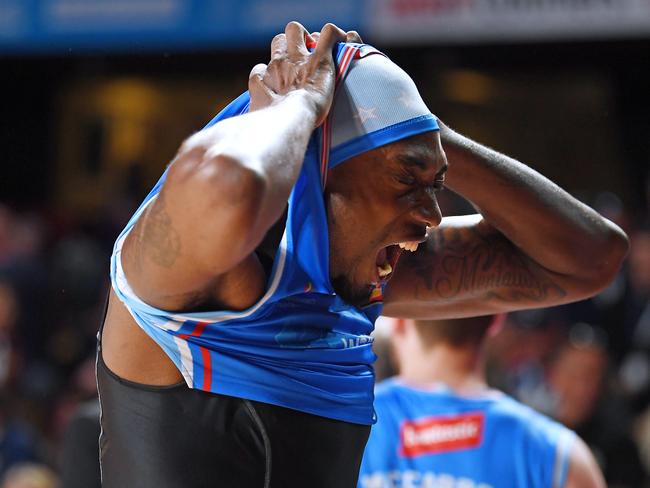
top-left (327, 44), bottom-right (439, 170)
top-left (109, 43), bottom-right (440, 426)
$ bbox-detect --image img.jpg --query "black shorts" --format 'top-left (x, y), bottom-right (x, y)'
top-left (96, 342), bottom-right (370, 487)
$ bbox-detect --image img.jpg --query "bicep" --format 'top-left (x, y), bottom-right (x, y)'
top-left (383, 215), bottom-right (594, 319)
top-left (121, 155), bottom-right (266, 310)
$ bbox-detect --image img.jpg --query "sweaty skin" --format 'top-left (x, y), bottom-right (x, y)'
top-left (101, 22), bottom-right (628, 386)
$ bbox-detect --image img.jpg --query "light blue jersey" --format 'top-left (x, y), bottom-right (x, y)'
top-left (359, 378), bottom-right (575, 487)
top-left (110, 44), bottom-right (439, 425)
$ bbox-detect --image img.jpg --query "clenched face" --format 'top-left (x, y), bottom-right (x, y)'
top-left (325, 131), bottom-right (448, 307)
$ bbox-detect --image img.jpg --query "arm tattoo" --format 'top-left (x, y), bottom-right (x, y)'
top-left (133, 192), bottom-right (181, 269)
top-left (412, 226), bottom-right (566, 303)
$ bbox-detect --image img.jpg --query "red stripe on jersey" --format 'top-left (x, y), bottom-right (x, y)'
top-left (320, 119), bottom-right (330, 186)
top-left (336, 47), bottom-right (355, 87)
top-left (201, 347), bottom-right (212, 391)
top-left (178, 321), bottom-right (209, 340)
top-left (319, 45), bottom-right (361, 189)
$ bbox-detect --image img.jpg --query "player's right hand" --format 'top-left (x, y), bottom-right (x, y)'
top-left (248, 21), bottom-right (346, 128)
top-left (310, 29), bottom-right (362, 44)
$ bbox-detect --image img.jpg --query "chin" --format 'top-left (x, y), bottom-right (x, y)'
top-left (331, 275), bottom-right (375, 308)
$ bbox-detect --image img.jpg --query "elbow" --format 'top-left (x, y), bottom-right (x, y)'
top-left (201, 155), bottom-right (268, 238)
top-left (206, 154), bottom-right (267, 214)
top-left (174, 140), bottom-right (266, 203)
top-left (174, 130), bottom-right (266, 198)
top-left (576, 223), bottom-right (629, 295)
top-left (169, 145), bottom-right (268, 236)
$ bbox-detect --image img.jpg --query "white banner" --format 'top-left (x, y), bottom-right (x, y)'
top-left (368, 0), bottom-right (650, 43)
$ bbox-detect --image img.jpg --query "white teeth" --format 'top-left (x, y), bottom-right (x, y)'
top-left (398, 241), bottom-right (419, 252)
top-left (378, 262), bottom-right (392, 277)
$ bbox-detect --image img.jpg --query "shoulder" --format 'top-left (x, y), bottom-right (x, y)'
top-left (489, 394), bottom-right (574, 442)
top-left (487, 395), bottom-right (583, 487)
top-left (564, 436), bottom-right (606, 488)
top-left (495, 401), bottom-right (606, 488)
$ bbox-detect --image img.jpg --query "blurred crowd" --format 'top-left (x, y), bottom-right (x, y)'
top-left (0, 185), bottom-right (648, 486)
top-left (0, 197), bottom-right (132, 488)
top-left (486, 210), bottom-right (650, 487)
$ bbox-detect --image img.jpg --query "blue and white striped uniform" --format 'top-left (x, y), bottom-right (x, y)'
top-left (359, 378), bottom-right (576, 487)
top-left (110, 43), bottom-right (439, 425)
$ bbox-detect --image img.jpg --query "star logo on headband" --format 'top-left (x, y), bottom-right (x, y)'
top-left (398, 91), bottom-right (417, 109)
top-left (354, 106), bottom-right (378, 123)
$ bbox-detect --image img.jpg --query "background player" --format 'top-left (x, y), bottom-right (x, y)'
top-left (359, 315), bottom-right (606, 488)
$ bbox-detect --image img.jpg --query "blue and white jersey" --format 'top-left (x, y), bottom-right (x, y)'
top-left (359, 378), bottom-right (575, 487)
top-left (110, 43), bottom-right (440, 425)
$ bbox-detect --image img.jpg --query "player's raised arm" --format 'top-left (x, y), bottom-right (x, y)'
top-left (121, 22), bottom-right (346, 310)
top-left (383, 121), bottom-right (629, 319)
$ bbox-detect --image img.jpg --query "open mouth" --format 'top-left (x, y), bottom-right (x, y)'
top-left (375, 240), bottom-right (421, 282)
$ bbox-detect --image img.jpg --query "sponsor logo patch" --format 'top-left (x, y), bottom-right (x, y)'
top-left (399, 412), bottom-right (484, 457)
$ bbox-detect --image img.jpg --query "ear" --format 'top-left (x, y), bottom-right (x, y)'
top-left (392, 317), bottom-right (408, 336)
top-left (487, 313), bottom-right (507, 337)
top-left (375, 315), bottom-right (404, 337)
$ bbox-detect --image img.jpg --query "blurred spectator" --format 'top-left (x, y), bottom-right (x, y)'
top-left (59, 398), bottom-right (100, 488)
top-left (637, 408), bottom-right (650, 485)
top-left (547, 324), bottom-right (646, 487)
top-left (547, 324), bottom-right (609, 428)
top-left (484, 312), bottom-right (564, 413)
top-left (0, 395), bottom-right (41, 478)
top-left (0, 280), bottom-right (22, 390)
top-left (1, 463), bottom-right (58, 488)
top-left (56, 356), bottom-right (101, 488)
top-left (0, 207), bottom-right (15, 264)
top-left (0, 208), bottom-right (49, 368)
top-left (619, 226), bottom-right (650, 409)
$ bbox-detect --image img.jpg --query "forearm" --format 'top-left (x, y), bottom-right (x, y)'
top-left (178, 89), bottom-right (317, 234)
top-left (440, 122), bottom-right (628, 286)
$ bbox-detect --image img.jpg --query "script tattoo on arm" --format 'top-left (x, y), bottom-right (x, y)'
top-left (411, 225), bottom-right (567, 304)
top-left (131, 192), bottom-right (181, 270)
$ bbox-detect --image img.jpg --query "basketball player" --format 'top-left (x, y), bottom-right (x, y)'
top-left (359, 315), bottom-right (606, 488)
top-left (97, 22), bottom-right (628, 487)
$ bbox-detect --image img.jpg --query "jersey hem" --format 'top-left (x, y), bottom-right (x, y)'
top-left (210, 377), bottom-right (376, 426)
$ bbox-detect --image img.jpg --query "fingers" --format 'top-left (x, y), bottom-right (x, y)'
top-left (346, 30), bottom-right (363, 43)
top-left (306, 31), bottom-right (319, 50)
top-left (249, 63), bottom-right (267, 81)
top-left (271, 33), bottom-right (287, 60)
top-left (309, 28), bottom-right (362, 47)
top-left (313, 23), bottom-right (347, 59)
top-left (285, 21), bottom-right (310, 58)
top-left (248, 63), bottom-right (274, 109)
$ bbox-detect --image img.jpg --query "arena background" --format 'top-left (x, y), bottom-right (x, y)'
top-left (0, 1), bottom-right (649, 486)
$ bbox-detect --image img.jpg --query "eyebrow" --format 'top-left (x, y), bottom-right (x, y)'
top-left (397, 154), bottom-right (448, 177)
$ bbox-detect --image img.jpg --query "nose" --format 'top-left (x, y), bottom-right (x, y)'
top-left (410, 188), bottom-right (442, 227)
